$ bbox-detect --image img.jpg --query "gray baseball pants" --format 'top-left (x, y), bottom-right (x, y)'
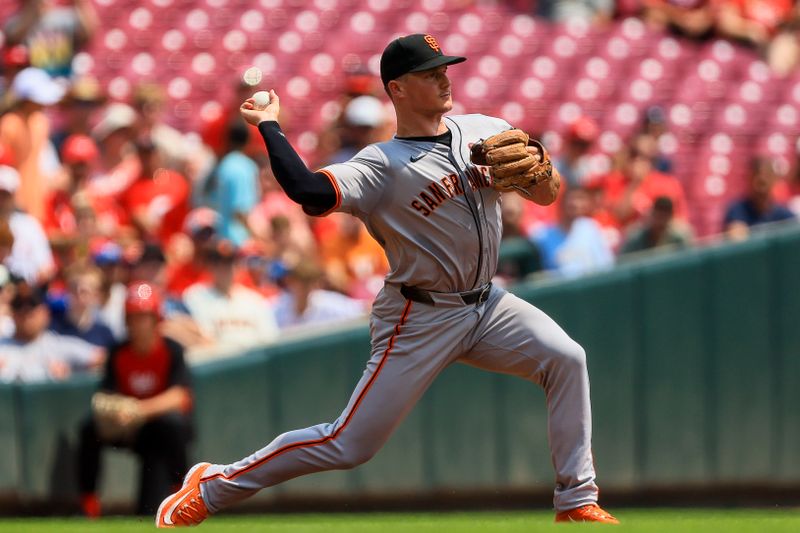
top-left (199, 284), bottom-right (597, 512)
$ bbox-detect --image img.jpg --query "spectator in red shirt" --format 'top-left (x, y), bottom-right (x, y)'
top-left (715, 0), bottom-right (800, 76)
top-left (120, 139), bottom-right (190, 245)
top-left (77, 281), bottom-right (193, 517)
top-left (554, 116), bottom-right (599, 188)
top-left (602, 145), bottom-right (689, 230)
top-left (44, 134), bottom-right (99, 242)
top-left (164, 207), bottom-right (217, 298)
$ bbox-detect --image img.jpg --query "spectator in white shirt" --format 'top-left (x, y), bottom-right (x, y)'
top-left (0, 165), bottom-right (55, 283)
top-left (0, 282), bottom-right (103, 383)
top-left (182, 240), bottom-right (278, 352)
top-left (274, 260), bottom-right (366, 331)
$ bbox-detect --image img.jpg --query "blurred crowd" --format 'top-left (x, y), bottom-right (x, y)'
top-left (0, 0), bottom-right (799, 384)
top-left (539, 0), bottom-right (800, 78)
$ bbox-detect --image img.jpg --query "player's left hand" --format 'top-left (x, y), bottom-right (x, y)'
top-left (470, 129), bottom-right (553, 192)
top-left (526, 145), bottom-right (542, 163)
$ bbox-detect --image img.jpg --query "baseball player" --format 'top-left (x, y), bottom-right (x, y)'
top-left (156, 34), bottom-right (618, 527)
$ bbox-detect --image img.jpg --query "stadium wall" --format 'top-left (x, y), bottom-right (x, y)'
top-left (1, 225), bottom-right (800, 508)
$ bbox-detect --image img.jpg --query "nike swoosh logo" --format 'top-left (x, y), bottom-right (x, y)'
top-left (410, 153), bottom-right (427, 162)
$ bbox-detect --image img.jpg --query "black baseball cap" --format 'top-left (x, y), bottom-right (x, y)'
top-left (380, 34), bottom-right (466, 87)
top-left (11, 282), bottom-right (47, 311)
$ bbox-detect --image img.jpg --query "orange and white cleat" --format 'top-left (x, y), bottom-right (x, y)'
top-left (555, 503), bottom-right (620, 524)
top-left (155, 462), bottom-right (211, 528)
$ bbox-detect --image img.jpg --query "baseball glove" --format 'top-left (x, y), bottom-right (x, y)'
top-left (91, 392), bottom-right (145, 442)
top-left (470, 129), bottom-right (553, 193)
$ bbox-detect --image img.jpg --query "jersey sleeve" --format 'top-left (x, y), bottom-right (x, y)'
top-left (319, 145), bottom-right (389, 217)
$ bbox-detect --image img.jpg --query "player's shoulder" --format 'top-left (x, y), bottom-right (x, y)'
top-left (447, 113), bottom-right (513, 136)
top-left (340, 139), bottom-right (408, 172)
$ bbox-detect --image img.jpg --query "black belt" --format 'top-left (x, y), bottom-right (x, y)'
top-left (400, 283), bottom-right (492, 306)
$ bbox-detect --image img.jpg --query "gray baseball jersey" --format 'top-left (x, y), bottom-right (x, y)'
top-left (196, 114), bottom-right (599, 513)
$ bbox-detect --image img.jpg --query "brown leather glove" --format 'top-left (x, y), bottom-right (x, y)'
top-left (470, 129), bottom-right (553, 192)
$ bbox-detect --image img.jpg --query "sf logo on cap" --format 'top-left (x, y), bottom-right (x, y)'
top-left (424, 35), bottom-right (440, 52)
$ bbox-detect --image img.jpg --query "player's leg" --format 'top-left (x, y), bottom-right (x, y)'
top-left (76, 417), bottom-right (105, 517)
top-left (133, 413), bottom-right (192, 514)
top-left (458, 286), bottom-right (598, 513)
top-left (176, 298), bottom-right (473, 518)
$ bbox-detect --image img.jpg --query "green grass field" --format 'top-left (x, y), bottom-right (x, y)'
top-left (1, 509), bottom-right (799, 533)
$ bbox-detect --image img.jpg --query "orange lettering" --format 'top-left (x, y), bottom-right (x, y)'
top-left (412, 200), bottom-right (431, 217)
top-left (424, 35), bottom-right (440, 52)
top-left (449, 174), bottom-right (464, 195)
top-left (440, 176), bottom-right (455, 197)
top-left (419, 191), bottom-right (439, 210)
top-left (427, 182), bottom-right (448, 203)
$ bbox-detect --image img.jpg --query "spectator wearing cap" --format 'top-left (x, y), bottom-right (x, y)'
top-left (554, 116), bottom-right (599, 188)
top-left (0, 67), bottom-right (65, 220)
top-left (120, 139), bottom-right (190, 245)
top-left (49, 263), bottom-right (115, 351)
top-left (273, 260), bottom-right (366, 331)
top-left (723, 156), bottom-right (796, 240)
top-left (201, 122), bottom-right (260, 247)
top-left (132, 82), bottom-right (189, 173)
top-left (0, 45), bottom-right (29, 111)
top-left (92, 242), bottom-right (127, 341)
top-left (165, 207), bottom-right (217, 298)
top-left (327, 95), bottom-right (388, 164)
top-left (90, 103), bottom-right (140, 199)
top-left (0, 165), bottom-right (55, 284)
top-left (0, 281), bottom-right (104, 383)
top-left (51, 75), bottom-right (106, 156)
top-left (620, 196), bottom-right (694, 255)
top-left (43, 134), bottom-right (100, 243)
top-left (77, 281), bottom-right (193, 518)
top-left (200, 78), bottom-right (268, 164)
top-left (182, 239), bottom-right (279, 356)
top-left (45, 130), bottom-right (126, 243)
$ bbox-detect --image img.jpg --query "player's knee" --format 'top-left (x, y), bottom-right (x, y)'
top-left (340, 445), bottom-right (379, 469)
top-left (559, 342), bottom-right (587, 372)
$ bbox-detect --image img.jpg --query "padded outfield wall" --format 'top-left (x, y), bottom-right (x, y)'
top-left (1, 225), bottom-right (799, 507)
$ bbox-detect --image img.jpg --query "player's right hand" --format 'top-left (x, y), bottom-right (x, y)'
top-left (240, 89), bottom-right (280, 126)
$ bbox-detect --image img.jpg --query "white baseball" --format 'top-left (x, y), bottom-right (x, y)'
top-left (242, 66), bottom-right (262, 87)
top-left (253, 91), bottom-right (271, 109)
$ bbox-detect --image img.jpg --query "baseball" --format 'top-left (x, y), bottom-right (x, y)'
top-left (253, 91), bottom-right (271, 109)
top-left (242, 66), bottom-right (262, 87)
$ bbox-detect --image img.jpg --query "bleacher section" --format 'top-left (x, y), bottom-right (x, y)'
top-left (5, 1), bottom-right (800, 236)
